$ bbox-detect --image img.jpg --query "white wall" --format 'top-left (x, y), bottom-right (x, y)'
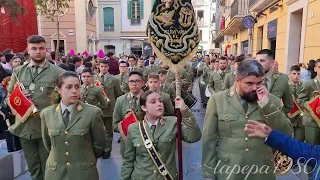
top-left (121, 0), bottom-right (152, 32)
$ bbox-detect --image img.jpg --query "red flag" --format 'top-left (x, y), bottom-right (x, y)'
top-left (119, 110), bottom-right (138, 141)
top-left (95, 80), bottom-right (107, 98)
top-left (287, 99), bottom-right (302, 118)
top-left (7, 84), bottom-right (34, 123)
top-left (306, 96), bottom-right (320, 127)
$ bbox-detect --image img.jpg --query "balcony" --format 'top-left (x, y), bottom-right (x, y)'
top-left (249, 0), bottom-right (279, 12)
top-left (192, 0), bottom-right (204, 5)
top-left (222, 0), bottom-right (249, 35)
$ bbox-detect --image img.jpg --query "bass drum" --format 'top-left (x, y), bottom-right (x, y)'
top-left (205, 85), bottom-right (211, 97)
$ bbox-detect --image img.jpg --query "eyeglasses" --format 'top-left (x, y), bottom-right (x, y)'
top-left (129, 80), bottom-right (142, 84)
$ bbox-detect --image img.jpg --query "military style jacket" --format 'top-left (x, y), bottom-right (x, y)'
top-left (297, 78), bottom-right (320, 128)
top-left (223, 71), bottom-right (236, 90)
top-left (120, 108), bottom-right (201, 180)
top-left (160, 83), bottom-right (176, 103)
top-left (117, 73), bottom-right (130, 94)
top-left (166, 68), bottom-right (192, 91)
top-left (8, 60), bottom-right (65, 140)
top-left (266, 73), bottom-right (293, 114)
top-left (41, 102), bottom-right (106, 180)
top-left (94, 74), bottom-right (123, 117)
top-left (143, 65), bottom-right (161, 80)
top-left (289, 81), bottom-right (303, 127)
top-left (160, 92), bottom-right (175, 116)
top-left (200, 66), bottom-right (213, 84)
top-left (208, 69), bottom-right (230, 94)
top-left (80, 85), bottom-right (109, 109)
top-left (202, 86), bottom-right (293, 180)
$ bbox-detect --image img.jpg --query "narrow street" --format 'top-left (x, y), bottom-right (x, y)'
top-left (12, 78), bottom-right (307, 180)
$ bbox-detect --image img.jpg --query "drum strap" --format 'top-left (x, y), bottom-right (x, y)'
top-left (139, 121), bottom-right (173, 180)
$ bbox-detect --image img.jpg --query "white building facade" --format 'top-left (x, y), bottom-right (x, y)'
top-left (193, 0), bottom-right (216, 53)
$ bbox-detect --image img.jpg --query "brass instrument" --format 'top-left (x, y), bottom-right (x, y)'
top-left (273, 151), bottom-right (293, 175)
top-left (312, 91), bottom-right (319, 98)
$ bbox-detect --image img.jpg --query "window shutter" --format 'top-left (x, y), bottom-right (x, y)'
top-left (103, 8), bottom-right (114, 25)
top-left (140, 0), bottom-right (144, 19)
top-left (127, 0), bottom-right (132, 19)
top-left (103, 8), bottom-right (108, 26)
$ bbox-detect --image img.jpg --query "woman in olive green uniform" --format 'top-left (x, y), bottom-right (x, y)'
top-left (80, 68), bottom-right (109, 109)
top-left (41, 72), bottom-right (106, 180)
top-left (121, 91), bottom-right (202, 180)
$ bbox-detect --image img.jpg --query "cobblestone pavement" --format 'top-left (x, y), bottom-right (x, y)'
top-left (15, 78), bottom-right (307, 180)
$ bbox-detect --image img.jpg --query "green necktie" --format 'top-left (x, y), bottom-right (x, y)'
top-left (100, 75), bottom-right (105, 83)
top-left (32, 66), bottom-right (39, 79)
top-left (150, 125), bottom-right (156, 141)
top-left (133, 96), bottom-right (138, 110)
top-left (243, 101), bottom-right (248, 113)
top-left (63, 109), bottom-right (70, 127)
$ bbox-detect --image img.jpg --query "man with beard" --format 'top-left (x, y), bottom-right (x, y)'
top-left (256, 49), bottom-right (293, 114)
top-left (7, 35), bottom-right (65, 180)
top-left (202, 59), bottom-right (293, 180)
top-left (142, 55), bottom-right (160, 80)
top-left (207, 56), bottom-right (229, 94)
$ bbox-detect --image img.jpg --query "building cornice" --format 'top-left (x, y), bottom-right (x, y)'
top-left (249, 0), bottom-right (279, 12)
top-left (285, 0), bottom-right (299, 6)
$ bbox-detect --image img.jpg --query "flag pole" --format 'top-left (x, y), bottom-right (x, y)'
top-left (175, 71), bottom-right (183, 180)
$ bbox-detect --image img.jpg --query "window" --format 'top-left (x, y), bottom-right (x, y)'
top-left (127, 0), bottom-right (144, 25)
top-left (103, 7), bottom-right (114, 31)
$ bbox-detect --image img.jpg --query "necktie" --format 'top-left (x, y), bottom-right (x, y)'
top-left (32, 65), bottom-right (39, 79)
top-left (132, 96), bottom-right (138, 110)
top-left (220, 72), bottom-right (225, 79)
top-left (63, 109), bottom-right (70, 127)
top-left (100, 75), bottom-right (105, 83)
top-left (264, 78), bottom-right (269, 89)
top-left (243, 101), bottom-right (248, 113)
top-left (150, 125), bottom-right (156, 141)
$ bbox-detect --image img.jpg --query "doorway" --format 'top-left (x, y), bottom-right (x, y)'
top-left (130, 45), bottom-right (142, 57)
top-left (53, 40), bottom-right (65, 55)
top-left (104, 45), bottom-right (116, 54)
top-left (286, 9), bottom-right (303, 70)
top-left (269, 38), bottom-right (276, 58)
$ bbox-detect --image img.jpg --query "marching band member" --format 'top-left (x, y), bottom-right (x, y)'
top-left (121, 90), bottom-right (201, 180)
top-left (288, 65), bottom-right (304, 142)
top-left (7, 35), bottom-right (65, 180)
top-left (94, 59), bottom-right (122, 159)
top-left (202, 60), bottom-right (293, 180)
top-left (80, 68), bottom-right (109, 109)
top-left (113, 71), bottom-right (145, 157)
top-left (41, 71), bottom-right (106, 180)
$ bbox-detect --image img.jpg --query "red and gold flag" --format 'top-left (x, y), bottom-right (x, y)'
top-left (7, 83), bottom-right (34, 123)
top-left (306, 96), bottom-right (320, 127)
top-left (95, 80), bottom-right (107, 98)
top-left (287, 99), bottom-right (302, 118)
top-left (119, 110), bottom-right (138, 141)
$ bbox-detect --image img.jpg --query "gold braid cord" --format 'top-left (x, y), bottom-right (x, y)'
top-left (273, 150), bottom-right (293, 175)
top-left (147, 0), bottom-right (199, 73)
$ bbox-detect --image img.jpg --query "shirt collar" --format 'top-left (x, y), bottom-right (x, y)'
top-left (218, 69), bottom-right (227, 74)
top-left (28, 59), bottom-right (48, 68)
top-left (130, 90), bottom-right (143, 99)
top-left (146, 119), bottom-right (159, 128)
top-left (60, 102), bottom-right (76, 115)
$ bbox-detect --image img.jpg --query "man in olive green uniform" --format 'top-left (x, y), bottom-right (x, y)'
top-left (164, 65), bottom-right (192, 92)
top-left (256, 49), bottom-right (293, 114)
top-left (208, 57), bottom-right (229, 94)
top-left (137, 58), bottom-right (146, 71)
top-left (198, 55), bottom-right (210, 103)
top-left (147, 74), bottom-right (174, 116)
top-left (113, 71), bottom-right (145, 157)
top-left (80, 68), bottom-right (109, 109)
top-left (288, 65), bottom-right (304, 142)
top-left (7, 35), bottom-right (65, 180)
top-left (117, 61), bottom-right (130, 94)
top-left (128, 55), bottom-right (143, 73)
top-left (158, 69), bottom-right (176, 103)
top-left (224, 56), bottom-right (245, 90)
top-left (202, 60), bottom-right (293, 180)
top-left (143, 55), bottom-right (161, 79)
top-left (94, 60), bottom-right (123, 159)
top-left (297, 59), bottom-right (320, 145)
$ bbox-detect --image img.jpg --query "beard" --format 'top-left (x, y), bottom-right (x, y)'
top-left (241, 91), bottom-right (258, 103)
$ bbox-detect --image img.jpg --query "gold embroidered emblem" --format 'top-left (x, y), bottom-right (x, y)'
top-left (14, 97), bottom-right (21, 106)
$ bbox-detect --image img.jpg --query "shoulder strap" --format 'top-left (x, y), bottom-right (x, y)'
top-left (138, 121), bottom-right (173, 180)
